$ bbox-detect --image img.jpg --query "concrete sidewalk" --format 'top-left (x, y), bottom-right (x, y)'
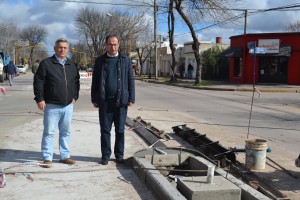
top-left (0, 111), bottom-right (155, 200)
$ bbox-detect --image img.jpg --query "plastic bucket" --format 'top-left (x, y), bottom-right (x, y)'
top-left (245, 139), bottom-right (268, 170)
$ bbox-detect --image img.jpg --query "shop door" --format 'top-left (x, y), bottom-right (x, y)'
top-left (259, 57), bottom-right (288, 84)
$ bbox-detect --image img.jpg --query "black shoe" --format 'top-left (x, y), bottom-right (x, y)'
top-left (116, 158), bottom-right (125, 164)
top-left (100, 159), bottom-right (108, 165)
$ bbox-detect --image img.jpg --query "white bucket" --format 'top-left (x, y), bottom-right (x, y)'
top-left (245, 139), bottom-right (268, 170)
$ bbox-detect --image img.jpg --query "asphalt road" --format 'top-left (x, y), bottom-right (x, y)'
top-left (135, 80), bottom-right (300, 154)
top-left (1, 73), bottom-right (299, 155)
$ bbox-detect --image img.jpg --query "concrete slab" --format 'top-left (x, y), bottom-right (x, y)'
top-left (177, 176), bottom-right (241, 200)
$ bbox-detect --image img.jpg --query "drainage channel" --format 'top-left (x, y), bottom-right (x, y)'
top-left (126, 117), bottom-right (288, 200)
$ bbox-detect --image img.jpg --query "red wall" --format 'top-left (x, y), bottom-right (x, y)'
top-left (228, 33), bottom-right (300, 85)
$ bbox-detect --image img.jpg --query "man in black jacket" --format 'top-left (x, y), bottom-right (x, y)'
top-left (91, 35), bottom-right (135, 165)
top-left (33, 38), bottom-right (80, 168)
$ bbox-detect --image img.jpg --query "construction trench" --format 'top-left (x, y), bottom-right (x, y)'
top-left (126, 116), bottom-right (291, 200)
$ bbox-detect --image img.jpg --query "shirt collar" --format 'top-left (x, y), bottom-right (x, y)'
top-left (54, 54), bottom-right (67, 65)
top-left (107, 52), bottom-right (119, 57)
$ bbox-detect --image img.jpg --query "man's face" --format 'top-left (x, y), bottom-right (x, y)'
top-left (54, 42), bottom-right (69, 59)
top-left (106, 37), bottom-right (119, 56)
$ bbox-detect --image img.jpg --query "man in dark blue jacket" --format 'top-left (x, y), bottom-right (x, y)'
top-left (6, 61), bottom-right (17, 86)
top-left (33, 38), bottom-right (80, 168)
top-left (91, 35), bottom-right (135, 165)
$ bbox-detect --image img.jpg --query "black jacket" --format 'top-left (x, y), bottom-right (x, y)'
top-left (91, 52), bottom-right (135, 107)
top-left (33, 55), bottom-right (80, 105)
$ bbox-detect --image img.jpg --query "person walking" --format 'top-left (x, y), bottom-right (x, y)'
top-left (91, 35), bottom-right (135, 165)
top-left (6, 61), bottom-right (17, 86)
top-left (32, 59), bottom-right (40, 74)
top-left (187, 63), bottom-right (194, 79)
top-left (33, 38), bottom-right (80, 168)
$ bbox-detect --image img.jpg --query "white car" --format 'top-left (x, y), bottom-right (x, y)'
top-left (16, 65), bottom-right (26, 74)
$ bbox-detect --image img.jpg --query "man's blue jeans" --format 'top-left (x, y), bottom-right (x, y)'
top-left (8, 74), bottom-right (14, 86)
top-left (99, 100), bottom-right (128, 161)
top-left (41, 103), bottom-right (74, 161)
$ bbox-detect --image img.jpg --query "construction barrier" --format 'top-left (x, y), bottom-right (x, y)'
top-left (79, 72), bottom-right (92, 79)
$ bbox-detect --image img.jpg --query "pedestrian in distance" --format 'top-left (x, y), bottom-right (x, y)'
top-left (91, 35), bottom-right (135, 165)
top-left (6, 61), bottom-right (17, 86)
top-left (187, 63), bottom-right (194, 79)
top-left (179, 63), bottom-right (185, 79)
top-left (33, 38), bottom-right (80, 168)
top-left (32, 59), bottom-right (40, 74)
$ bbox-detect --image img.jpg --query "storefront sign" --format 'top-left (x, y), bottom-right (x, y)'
top-left (258, 39), bottom-right (280, 53)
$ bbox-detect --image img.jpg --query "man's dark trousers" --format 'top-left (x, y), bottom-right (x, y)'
top-left (99, 99), bottom-right (128, 161)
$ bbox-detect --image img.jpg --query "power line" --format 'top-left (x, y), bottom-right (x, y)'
top-left (48, 0), bottom-right (150, 7)
top-left (172, 3), bottom-right (300, 38)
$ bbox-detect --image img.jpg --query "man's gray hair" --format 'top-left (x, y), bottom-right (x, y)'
top-left (55, 38), bottom-right (69, 47)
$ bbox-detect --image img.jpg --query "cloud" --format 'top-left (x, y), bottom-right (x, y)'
top-left (1, 0), bottom-right (300, 54)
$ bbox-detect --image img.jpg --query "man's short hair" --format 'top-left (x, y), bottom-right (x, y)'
top-left (105, 35), bottom-right (119, 44)
top-left (55, 38), bottom-right (69, 47)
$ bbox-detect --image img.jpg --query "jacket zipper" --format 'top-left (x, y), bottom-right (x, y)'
top-left (63, 64), bottom-right (68, 103)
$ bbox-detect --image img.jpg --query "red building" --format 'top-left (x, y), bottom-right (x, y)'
top-left (221, 32), bottom-right (300, 85)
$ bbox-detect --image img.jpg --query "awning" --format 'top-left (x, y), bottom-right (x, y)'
top-left (219, 46), bottom-right (243, 57)
top-left (257, 45), bottom-right (291, 57)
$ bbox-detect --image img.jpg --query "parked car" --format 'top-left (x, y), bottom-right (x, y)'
top-left (16, 65), bottom-right (26, 74)
top-left (86, 67), bottom-right (93, 72)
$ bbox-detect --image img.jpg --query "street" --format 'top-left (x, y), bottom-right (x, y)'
top-left (1, 73), bottom-right (300, 155)
top-left (135, 80), bottom-right (300, 154)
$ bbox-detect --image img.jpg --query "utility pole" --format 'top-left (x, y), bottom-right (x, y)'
top-left (154, 0), bottom-right (158, 79)
top-left (242, 9), bottom-right (248, 82)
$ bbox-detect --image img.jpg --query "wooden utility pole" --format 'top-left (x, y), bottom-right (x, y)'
top-left (154, 0), bottom-right (158, 79)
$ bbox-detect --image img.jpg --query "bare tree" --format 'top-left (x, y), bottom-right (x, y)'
top-left (173, 0), bottom-right (236, 84)
top-left (286, 21), bottom-right (300, 32)
top-left (75, 7), bottom-right (108, 58)
top-left (75, 8), bottom-right (151, 59)
top-left (19, 24), bottom-right (47, 67)
top-left (135, 31), bottom-right (152, 75)
top-left (0, 22), bottom-right (18, 57)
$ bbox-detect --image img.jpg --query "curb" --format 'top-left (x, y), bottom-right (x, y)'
top-left (137, 78), bottom-right (299, 93)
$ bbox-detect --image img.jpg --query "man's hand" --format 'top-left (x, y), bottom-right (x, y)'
top-left (128, 102), bottom-right (134, 106)
top-left (93, 103), bottom-right (98, 108)
top-left (37, 101), bottom-right (46, 111)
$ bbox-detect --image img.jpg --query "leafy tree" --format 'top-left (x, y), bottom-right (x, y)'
top-left (201, 45), bottom-right (227, 80)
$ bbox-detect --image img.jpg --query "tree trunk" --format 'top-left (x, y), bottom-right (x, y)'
top-left (168, 0), bottom-right (178, 82)
top-left (174, 1), bottom-right (202, 84)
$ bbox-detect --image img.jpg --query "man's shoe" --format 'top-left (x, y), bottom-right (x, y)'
top-left (59, 158), bottom-right (76, 165)
top-left (100, 159), bottom-right (109, 165)
top-left (41, 160), bottom-right (52, 168)
top-left (116, 158), bottom-right (125, 164)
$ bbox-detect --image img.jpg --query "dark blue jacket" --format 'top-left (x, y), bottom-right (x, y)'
top-left (6, 63), bottom-right (17, 74)
top-left (91, 52), bottom-right (135, 107)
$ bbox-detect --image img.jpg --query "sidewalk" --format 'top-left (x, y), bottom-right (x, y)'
top-left (0, 111), bottom-right (155, 200)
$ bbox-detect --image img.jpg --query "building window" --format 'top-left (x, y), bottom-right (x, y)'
top-left (234, 57), bottom-right (242, 77)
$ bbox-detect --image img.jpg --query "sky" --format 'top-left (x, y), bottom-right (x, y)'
top-left (1, 0), bottom-right (300, 54)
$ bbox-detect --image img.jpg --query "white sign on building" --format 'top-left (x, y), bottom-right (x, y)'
top-left (258, 39), bottom-right (280, 53)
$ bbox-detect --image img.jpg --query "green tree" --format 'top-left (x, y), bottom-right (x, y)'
top-left (201, 45), bottom-right (228, 80)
